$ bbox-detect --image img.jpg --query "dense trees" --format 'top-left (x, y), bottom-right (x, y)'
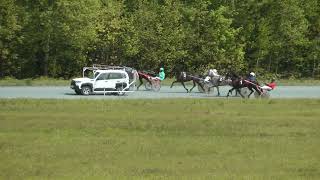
top-left (0, 0), bottom-right (319, 79)
top-left (16, 0), bottom-right (99, 78)
top-left (0, 0), bottom-right (20, 77)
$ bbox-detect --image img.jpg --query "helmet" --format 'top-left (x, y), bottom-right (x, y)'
top-left (209, 69), bottom-right (217, 76)
top-left (250, 72), bottom-right (255, 76)
top-left (160, 67), bottom-right (164, 71)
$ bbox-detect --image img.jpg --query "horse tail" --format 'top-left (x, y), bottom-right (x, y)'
top-left (133, 70), bottom-right (139, 81)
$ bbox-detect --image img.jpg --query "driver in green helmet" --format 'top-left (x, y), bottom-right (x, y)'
top-left (157, 67), bottom-right (165, 81)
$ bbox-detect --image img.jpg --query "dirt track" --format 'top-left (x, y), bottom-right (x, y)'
top-left (0, 85), bottom-right (320, 99)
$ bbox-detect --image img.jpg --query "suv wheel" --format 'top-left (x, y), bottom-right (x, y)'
top-left (145, 82), bottom-right (152, 90)
top-left (151, 81), bottom-right (161, 92)
top-left (81, 86), bottom-right (92, 95)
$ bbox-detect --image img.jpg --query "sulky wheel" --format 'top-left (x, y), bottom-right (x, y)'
top-left (202, 84), bottom-right (214, 94)
top-left (151, 81), bottom-right (161, 92)
top-left (240, 88), bottom-right (249, 97)
top-left (204, 86), bottom-right (213, 94)
top-left (144, 82), bottom-right (152, 90)
top-left (254, 90), bottom-right (270, 99)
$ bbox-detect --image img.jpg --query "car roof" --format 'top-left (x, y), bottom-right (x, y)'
top-left (95, 69), bottom-right (128, 73)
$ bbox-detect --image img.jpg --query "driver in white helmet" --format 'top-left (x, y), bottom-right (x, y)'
top-left (208, 69), bottom-right (219, 77)
top-left (206, 69), bottom-right (223, 83)
top-left (247, 72), bottom-right (260, 86)
top-left (248, 72), bottom-right (256, 81)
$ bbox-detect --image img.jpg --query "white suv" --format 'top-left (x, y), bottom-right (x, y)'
top-left (70, 69), bottom-right (130, 95)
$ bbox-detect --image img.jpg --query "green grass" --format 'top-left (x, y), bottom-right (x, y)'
top-left (276, 79), bottom-right (320, 86)
top-left (0, 77), bottom-right (69, 86)
top-left (1, 77), bottom-right (320, 86)
top-left (0, 99), bottom-right (319, 179)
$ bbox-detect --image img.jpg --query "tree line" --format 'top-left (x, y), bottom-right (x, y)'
top-left (0, 0), bottom-right (319, 79)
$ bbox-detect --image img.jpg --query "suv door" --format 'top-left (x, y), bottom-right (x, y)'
top-left (94, 73), bottom-right (113, 91)
top-left (107, 72), bottom-right (127, 89)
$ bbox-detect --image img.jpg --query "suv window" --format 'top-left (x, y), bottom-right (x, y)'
top-left (96, 73), bottom-right (108, 80)
top-left (108, 73), bottom-right (125, 79)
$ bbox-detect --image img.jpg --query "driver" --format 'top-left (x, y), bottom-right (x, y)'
top-left (248, 72), bottom-right (256, 82)
top-left (155, 67), bottom-right (165, 81)
top-left (207, 69), bottom-right (222, 83)
top-left (208, 69), bottom-right (219, 77)
top-left (247, 72), bottom-right (260, 85)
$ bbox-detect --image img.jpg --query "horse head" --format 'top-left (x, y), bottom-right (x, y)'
top-left (226, 71), bottom-right (240, 81)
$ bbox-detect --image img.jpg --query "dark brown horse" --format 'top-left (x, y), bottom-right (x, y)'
top-left (170, 72), bottom-right (205, 93)
top-left (226, 72), bottom-right (262, 98)
top-left (137, 71), bottom-right (156, 90)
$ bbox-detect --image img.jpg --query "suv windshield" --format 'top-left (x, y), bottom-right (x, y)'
top-left (84, 71), bottom-right (100, 79)
top-left (94, 72), bottom-right (100, 79)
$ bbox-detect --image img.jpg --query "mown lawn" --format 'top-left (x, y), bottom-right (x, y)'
top-left (0, 99), bottom-right (319, 179)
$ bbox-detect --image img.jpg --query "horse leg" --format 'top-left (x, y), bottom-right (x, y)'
top-left (248, 87), bottom-right (254, 98)
top-left (189, 80), bottom-right (196, 92)
top-left (137, 78), bottom-right (143, 90)
top-left (227, 87), bottom-right (235, 97)
top-left (229, 89), bottom-right (233, 95)
top-left (216, 86), bottom-right (220, 96)
top-left (181, 82), bottom-right (189, 93)
top-left (170, 81), bottom-right (178, 88)
top-left (229, 88), bottom-right (236, 96)
top-left (237, 89), bottom-right (245, 98)
top-left (252, 86), bottom-right (262, 98)
top-left (197, 81), bottom-right (205, 92)
top-left (147, 79), bottom-right (153, 88)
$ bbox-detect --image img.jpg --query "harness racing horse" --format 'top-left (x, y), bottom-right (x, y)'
top-left (203, 75), bottom-right (232, 96)
top-left (137, 71), bottom-right (157, 90)
top-left (170, 72), bottom-right (205, 93)
top-left (226, 72), bottom-right (262, 98)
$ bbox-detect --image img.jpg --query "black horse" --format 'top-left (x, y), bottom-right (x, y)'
top-left (170, 72), bottom-right (205, 93)
top-left (226, 72), bottom-right (262, 98)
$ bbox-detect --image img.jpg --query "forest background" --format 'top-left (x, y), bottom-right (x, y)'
top-left (0, 0), bottom-right (319, 79)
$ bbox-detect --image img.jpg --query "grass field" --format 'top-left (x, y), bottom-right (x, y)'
top-left (0, 99), bottom-right (320, 179)
top-left (1, 77), bottom-right (320, 86)
top-left (0, 77), bottom-right (69, 86)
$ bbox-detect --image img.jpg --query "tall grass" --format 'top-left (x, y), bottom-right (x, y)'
top-left (0, 99), bottom-right (320, 179)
